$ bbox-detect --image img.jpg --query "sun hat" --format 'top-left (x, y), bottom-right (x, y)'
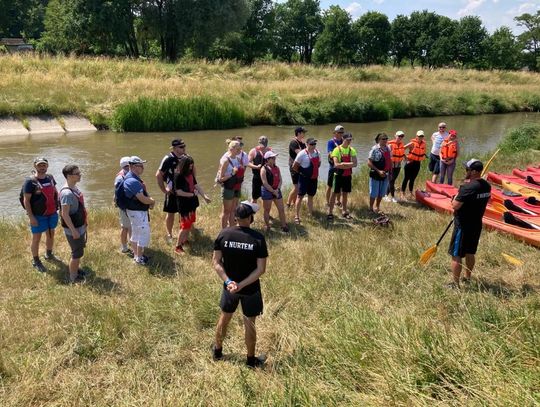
top-left (264, 151), bottom-right (278, 159)
top-left (235, 200), bottom-right (259, 219)
top-left (120, 156), bottom-right (131, 168)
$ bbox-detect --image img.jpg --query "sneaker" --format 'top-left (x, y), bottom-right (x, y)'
top-left (212, 345), bottom-right (223, 361)
top-left (69, 274), bottom-right (86, 284)
top-left (77, 268), bottom-right (89, 278)
top-left (461, 277), bottom-right (471, 285)
top-left (383, 196), bottom-right (391, 202)
top-left (174, 245), bottom-right (185, 255)
top-left (166, 235), bottom-right (173, 244)
top-left (391, 197), bottom-right (399, 203)
top-left (134, 257), bottom-right (149, 266)
top-left (445, 282), bottom-right (460, 290)
top-left (246, 355), bottom-right (266, 368)
top-left (141, 254), bottom-right (150, 262)
top-left (44, 252), bottom-right (58, 261)
top-left (32, 259), bottom-right (47, 273)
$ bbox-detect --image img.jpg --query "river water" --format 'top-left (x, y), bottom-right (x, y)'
top-left (1, 112), bottom-right (539, 217)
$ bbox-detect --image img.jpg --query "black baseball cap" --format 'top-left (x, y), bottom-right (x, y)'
top-left (295, 127), bottom-right (307, 135)
top-left (235, 201), bottom-right (260, 219)
top-left (464, 159), bottom-right (483, 172)
top-left (171, 139), bottom-right (186, 147)
top-left (342, 132), bottom-right (353, 140)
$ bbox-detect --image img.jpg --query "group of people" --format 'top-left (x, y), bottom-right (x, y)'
top-left (21, 120), bottom-right (472, 368)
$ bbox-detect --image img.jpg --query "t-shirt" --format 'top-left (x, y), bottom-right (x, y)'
top-left (23, 175), bottom-right (56, 195)
top-left (213, 226), bottom-right (269, 295)
top-left (368, 145), bottom-right (392, 172)
top-left (60, 186), bottom-right (86, 235)
top-left (289, 139), bottom-right (306, 162)
top-left (295, 149), bottom-right (320, 169)
top-left (123, 172), bottom-right (145, 200)
top-left (114, 169), bottom-right (128, 188)
top-left (454, 178), bottom-right (491, 228)
top-left (219, 152), bottom-right (248, 177)
top-left (331, 145), bottom-right (357, 162)
top-left (327, 138), bottom-right (343, 167)
top-left (174, 172), bottom-right (199, 215)
top-left (158, 152), bottom-right (183, 188)
top-left (431, 131), bottom-right (448, 155)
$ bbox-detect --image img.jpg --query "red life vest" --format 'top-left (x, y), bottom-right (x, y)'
top-left (307, 149), bottom-right (320, 179)
top-left (338, 146), bottom-right (352, 176)
top-left (440, 137), bottom-right (458, 160)
top-left (264, 164), bottom-right (281, 189)
top-left (227, 152), bottom-right (245, 191)
top-left (388, 140), bottom-right (405, 163)
top-left (382, 147), bottom-right (392, 172)
top-left (185, 174), bottom-right (195, 193)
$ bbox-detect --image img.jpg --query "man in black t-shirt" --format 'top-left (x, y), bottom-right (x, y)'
top-left (212, 201), bottom-right (268, 368)
top-left (286, 127), bottom-right (307, 207)
top-left (156, 139), bottom-right (189, 242)
top-left (448, 159), bottom-right (491, 288)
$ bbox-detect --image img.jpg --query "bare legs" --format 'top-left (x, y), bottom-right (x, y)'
top-left (214, 312), bottom-right (257, 358)
top-left (451, 254), bottom-right (475, 286)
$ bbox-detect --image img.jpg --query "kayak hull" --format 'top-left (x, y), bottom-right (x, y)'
top-left (487, 172), bottom-right (540, 190)
top-left (512, 168), bottom-right (540, 184)
top-left (502, 180), bottom-right (540, 200)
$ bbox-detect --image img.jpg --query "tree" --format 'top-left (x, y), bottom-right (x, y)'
top-left (454, 16), bottom-right (487, 68)
top-left (313, 5), bottom-right (354, 65)
top-left (240, 0), bottom-right (275, 63)
top-left (430, 16), bottom-right (459, 68)
top-left (515, 11), bottom-right (540, 71)
top-left (390, 14), bottom-right (413, 67)
top-left (484, 27), bottom-right (521, 70)
top-left (352, 11), bottom-right (391, 65)
top-left (273, 0), bottom-right (322, 63)
top-left (409, 10), bottom-right (441, 68)
top-left (0, 0), bottom-right (48, 39)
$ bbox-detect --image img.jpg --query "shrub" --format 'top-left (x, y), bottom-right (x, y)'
top-left (498, 123), bottom-right (540, 152)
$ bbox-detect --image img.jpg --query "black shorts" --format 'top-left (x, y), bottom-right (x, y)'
top-left (333, 174), bottom-right (352, 193)
top-left (429, 153), bottom-right (440, 174)
top-left (327, 168), bottom-right (335, 187)
top-left (66, 231), bottom-right (86, 259)
top-left (448, 224), bottom-right (482, 258)
top-left (290, 167), bottom-right (300, 185)
top-left (163, 193), bottom-right (178, 213)
top-left (220, 287), bottom-right (263, 317)
top-left (252, 176), bottom-right (262, 200)
top-left (298, 176), bottom-right (318, 197)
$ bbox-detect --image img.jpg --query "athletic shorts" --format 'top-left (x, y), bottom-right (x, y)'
top-left (448, 224), bottom-right (483, 258)
top-left (333, 175), bottom-right (352, 194)
top-left (252, 176), bottom-right (262, 200)
top-left (369, 177), bottom-right (389, 199)
top-left (327, 168), bottom-right (335, 187)
top-left (261, 187), bottom-right (282, 201)
top-left (163, 193), bottom-right (178, 213)
top-left (222, 188), bottom-right (241, 200)
top-left (118, 208), bottom-right (130, 229)
top-left (127, 209), bottom-right (151, 248)
top-left (66, 231), bottom-right (86, 259)
top-left (290, 167), bottom-right (300, 185)
top-left (429, 153), bottom-right (441, 174)
top-left (220, 287), bottom-right (263, 317)
top-left (30, 213), bottom-right (59, 234)
top-left (180, 211), bottom-right (196, 230)
top-left (298, 177), bottom-right (318, 197)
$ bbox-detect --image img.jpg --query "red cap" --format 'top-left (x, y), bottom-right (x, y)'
top-left (449, 129), bottom-right (457, 136)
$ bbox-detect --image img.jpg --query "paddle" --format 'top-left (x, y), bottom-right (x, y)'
top-left (501, 253), bottom-right (524, 266)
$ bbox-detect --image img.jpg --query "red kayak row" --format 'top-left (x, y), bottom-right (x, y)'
top-left (416, 190), bottom-right (540, 248)
top-left (486, 171), bottom-right (540, 190)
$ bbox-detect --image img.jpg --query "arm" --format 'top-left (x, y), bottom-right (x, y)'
top-left (452, 200), bottom-right (463, 211)
top-left (155, 169), bottom-right (168, 194)
top-left (352, 155), bottom-right (358, 168)
top-left (23, 193), bottom-right (38, 226)
top-left (246, 149), bottom-right (260, 170)
top-left (260, 166), bottom-right (272, 190)
top-left (194, 184), bottom-right (211, 203)
top-left (135, 192), bottom-right (155, 206)
top-left (61, 204), bottom-right (80, 239)
top-left (231, 257), bottom-right (267, 293)
top-left (213, 250), bottom-right (237, 291)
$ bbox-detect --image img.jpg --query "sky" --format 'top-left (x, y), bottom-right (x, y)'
top-left (316, 0), bottom-right (540, 33)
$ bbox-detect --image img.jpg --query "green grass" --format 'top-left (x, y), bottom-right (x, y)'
top-left (1, 55), bottom-right (540, 131)
top-left (499, 123), bottom-right (540, 153)
top-left (1, 125), bottom-right (540, 405)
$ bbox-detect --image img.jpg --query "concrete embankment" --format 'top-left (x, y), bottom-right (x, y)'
top-left (0, 115), bottom-right (97, 142)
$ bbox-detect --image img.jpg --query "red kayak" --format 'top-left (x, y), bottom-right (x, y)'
top-left (487, 171), bottom-right (540, 191)
top-left (511, 168), bottom-right (540, 184)
top-left (416, 190), bottom-right (540, 247)
top-left (526, 166), bottom-right (540, 173)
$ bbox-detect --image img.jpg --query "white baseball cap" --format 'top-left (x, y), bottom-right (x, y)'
top-left (129, 156), bottom-right (147, 165)
top-left (264, 151), bottom-right (278, 159)
top-left (334, 125), bottom-right (345, 132)
top-left (120, 156), bottom-right (131, 168)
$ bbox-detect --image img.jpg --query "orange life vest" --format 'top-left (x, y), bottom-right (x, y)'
top-left (407, 138), bottom-right (426, 161)
top-left (440, 137), bottom-right (458, 160)
top-left (388, 140), bottom-right (405, 163)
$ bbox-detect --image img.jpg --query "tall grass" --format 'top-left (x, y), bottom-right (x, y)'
top-left (498, 122), bottom-right (540, 153)
top-left (1, 125), bottom-right (539, 405)
top-left (1, 55), bottom-right (540, 131)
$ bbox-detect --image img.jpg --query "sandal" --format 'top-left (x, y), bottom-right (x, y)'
top-left (342, 213), bottom-right (353, 220)
top-left (294, 216), bottom-right (301, 224)
top-left (336, 202), bottom-right (342, 208)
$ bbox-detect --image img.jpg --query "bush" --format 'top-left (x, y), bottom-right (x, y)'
top-left (498, 123), bottom-right (540, 152)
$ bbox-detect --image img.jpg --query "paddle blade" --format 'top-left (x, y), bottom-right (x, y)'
top-left (502, 253), bottom-right (524, 266)
top-left (419, 245), bottom-right (438, 265)
top-left (491, 202), bottom-right (507, 213)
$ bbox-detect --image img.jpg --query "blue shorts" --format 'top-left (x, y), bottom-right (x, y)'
top-left (30, 213), bottom-right (59, 234)
top-left (261, 187), bottom-right (282, 201)
top-left (369, 178), bottom-right (389, 199)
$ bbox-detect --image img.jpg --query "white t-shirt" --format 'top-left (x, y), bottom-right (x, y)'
top-left (219, 151), bottom-right (249, 177)
top-left (295, 149), bottom-right (320, 169)
top-left (431, 131), bottom-right (448, 155)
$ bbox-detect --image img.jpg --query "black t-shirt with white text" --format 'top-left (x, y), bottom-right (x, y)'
top-left (289, 139), bottom-right (306, 161)
top-left (454, 178), bottom-right (491, 228)
top-left (213, 226), bottom-right (268, 294)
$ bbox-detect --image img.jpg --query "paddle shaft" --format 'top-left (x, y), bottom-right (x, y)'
top-left (436, 219), bottom-right (454, 246)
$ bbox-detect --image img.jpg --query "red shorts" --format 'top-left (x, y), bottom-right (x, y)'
top-left (180, 212), bottom-right (196, 230)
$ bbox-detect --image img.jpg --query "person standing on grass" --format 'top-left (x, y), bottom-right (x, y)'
top-left (156, 139), bottom-right (190, 244)
top-left (212, 201), bottom-right (268, 368)
top-left (114, 156), bottom-right (132, 256)
top-left (124, 156), bottom-right (155, 266)
top-left (328, 132), bottom-right (357, 221)
top-left (326, 125), bottom-right (344, 208)
top-left (248, 136), bottom-right (272, 204)
top-left (401, 130), bottom-right (426, 200)
top-left (385, 130), bottom-right (406, 203)
top-left (439, 129), bottom-right (459, 185)
top-left (173, 156), bottom-right (211, 255)
top-left (59, 165), bottom-right (87, 283)
top-left (22, 157), bottom-right (59, 273)
top-left (260, 151), bottom-right (289, 232)
top-left (429, 122), bottom-right (448, 183)
top-left (218, 140), bottom-right (248, 229)
top-left (367, 133), bottom-right (392, 214)
top-left (292, 137), bottom-right (321, 224)
top-left (448, 159), bottom-right (491, 289)
top-left (286, 127), bottom-right (307, 208)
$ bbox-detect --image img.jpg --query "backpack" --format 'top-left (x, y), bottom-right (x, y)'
top-left (114, 178), bottom-right (130, 211)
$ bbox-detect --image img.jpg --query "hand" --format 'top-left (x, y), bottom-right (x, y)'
top-left (226, 281), bottom-right (238, 292)
top-left (29, 216), bottom-right (38, 226)
top-left (378, 170), bottom-right (386, 178)
top-left (165, 187), bottom-right (172, 195)
top-left (273, 190), bottom-right (279, 197)
top-left (72, 229), bottom-right (80, 240)
top-left (232, 167), bottom-right (238, 175)
top-left (203, 194), bottom-right (211, 203)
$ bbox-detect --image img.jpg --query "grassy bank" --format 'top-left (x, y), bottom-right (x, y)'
top-left (1, 126), bottom-right (540, 405)
top-left (1, 55), bottom-right (540, 131)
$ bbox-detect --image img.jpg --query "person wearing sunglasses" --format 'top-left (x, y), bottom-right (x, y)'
top-left (328, 132), bottom-right (357, 220)
top-left (385, 130), bottom-right (406, 203)
top-left (367, 133), bottom-right (392, 213)
top-left (401, 130), bottom-right (427, 200)
top-left (429, 122), bottom-right (449, 183)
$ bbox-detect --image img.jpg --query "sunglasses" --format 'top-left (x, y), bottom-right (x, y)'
top-left (398, 135), bottom-right (405, 138)
top-left (380, 138), bottom-right (388, 140)
top-left (418, 135), bottom-right (425, 138)
top-left (71, 172), bottom-right (81, 175)
top-left (439, 126), bottom-right (446, 129)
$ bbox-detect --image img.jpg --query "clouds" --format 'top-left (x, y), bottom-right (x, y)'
top-left (345, 2), bottom-right (362, 18)
top-left (457, 0), bottom-right (486, 17)
top-left (507, 1), bottom-right (539, 15)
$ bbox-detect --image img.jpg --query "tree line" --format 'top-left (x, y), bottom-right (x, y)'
top-left (1, 0), bottom-right (539, 71)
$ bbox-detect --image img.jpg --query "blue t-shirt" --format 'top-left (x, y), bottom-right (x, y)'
top-left (123, 172), bottom-right (145, 199)
top-left (327, 138), bottom-right (343, 167)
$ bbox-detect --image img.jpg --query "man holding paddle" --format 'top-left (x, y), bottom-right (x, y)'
top-left (447, 159), bottom-right (491, 288)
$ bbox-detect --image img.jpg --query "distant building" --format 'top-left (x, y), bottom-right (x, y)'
top-left (0, 38), bottom-right (34, 53)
